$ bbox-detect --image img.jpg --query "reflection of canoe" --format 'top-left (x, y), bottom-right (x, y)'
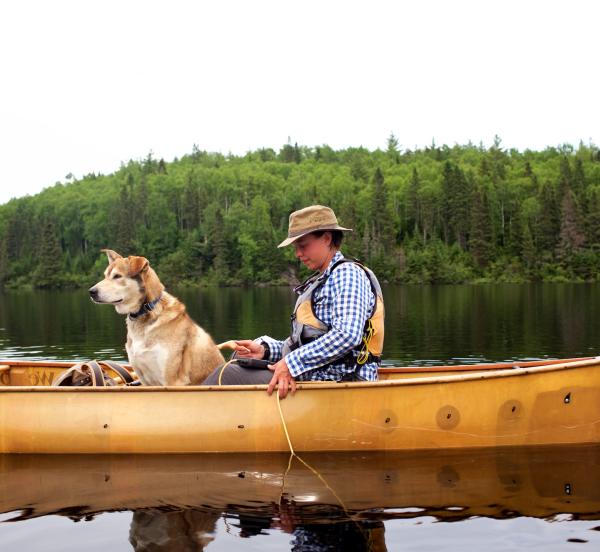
top-left (2, 445), bottom-right (600, 522)
top-left (1, 357), bottom-right (600, 453)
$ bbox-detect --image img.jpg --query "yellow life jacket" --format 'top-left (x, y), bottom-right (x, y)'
top-left (282, 259), bottom-right (384, 365)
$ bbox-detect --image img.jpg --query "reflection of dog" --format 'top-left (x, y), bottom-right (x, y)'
top-left (89, 249), bottom-right (224, 386)
top-left (129, 510), bottom-right (217, 551)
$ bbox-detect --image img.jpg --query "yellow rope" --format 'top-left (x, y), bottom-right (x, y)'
top-left (275, 394), bottom-right (350, 515)
top-left (275, 393), bottom-right (374, 546)
top-left (217, 359), bottom-right (237, 386)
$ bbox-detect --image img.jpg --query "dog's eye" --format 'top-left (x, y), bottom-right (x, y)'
top-left (112, 274), bottom-right (122, 279)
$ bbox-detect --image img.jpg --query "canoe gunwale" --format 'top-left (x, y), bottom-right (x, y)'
top-left (1, 356), bottom-right (598, 393)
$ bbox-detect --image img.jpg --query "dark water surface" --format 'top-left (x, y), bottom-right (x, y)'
top-left (2, 283), bottom-right (600, 364)
top-left (1, 283), bottom-right (600, 550)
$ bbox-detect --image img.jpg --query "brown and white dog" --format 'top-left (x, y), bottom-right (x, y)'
top-left (89, 249), bottom-right (224, 386)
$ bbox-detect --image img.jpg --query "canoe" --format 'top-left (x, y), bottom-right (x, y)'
top-left (0, 357), bottom-right (599, 454)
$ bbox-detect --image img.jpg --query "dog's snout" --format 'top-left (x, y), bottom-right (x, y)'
top-left (89, 286), bottom-right (99, 299)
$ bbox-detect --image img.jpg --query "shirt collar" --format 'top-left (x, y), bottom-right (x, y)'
top-left (322, 251), bottom-right (344, 277)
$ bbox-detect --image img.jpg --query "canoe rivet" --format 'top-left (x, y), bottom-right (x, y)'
top-left (103, 424), bottom-right (108, 429)
top-left (385, 417), bottom-right (391, 423)
top-left (565, 483), bottom-right (572, 495)
top-left (436, 405), bottom-right (460, 430)
top-left (564, 393), bottom-right (571, 404)
top-left (238, 424), bottom-right (245, 429)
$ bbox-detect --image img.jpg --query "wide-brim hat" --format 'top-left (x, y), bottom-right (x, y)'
top-left (278, 205), bottom-right (353, 248)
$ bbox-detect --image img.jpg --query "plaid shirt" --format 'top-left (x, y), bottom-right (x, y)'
top-left (259, 251), bottom-right (379, 381)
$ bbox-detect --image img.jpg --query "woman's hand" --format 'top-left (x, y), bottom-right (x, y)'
top-left (233, 339), bottom-right (265, 360)
top-left (267, 358), bottom-right (297, 399)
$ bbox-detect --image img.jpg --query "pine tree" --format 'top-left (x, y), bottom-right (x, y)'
top-left (537, 182), bottom-right (560, 255)
top-left (557, 190), bottom-right (586, 258)
top-left (371, 167), bottom-right (393, 246)
top-left (0, 233), bottom-right (8, 284)
top-left (210, 207), bottom-right (228, 278)
top-left (182, 176), bottom-right (200, 231)
top-left (33, 214), bottom-right (63, 288)
top-left (585, 187), bottom-right (600, 245)
top-left (572, 158), bottom-right (586, 199)
top-left (558, 156), bottom-right (573, 197)
top-left (114, 183), bottom-right (135, 253)
top-left (442, 162), bottom-right (471, 249)
top-left (520, 216), bottom-right (537, 274)
top-left (406, 167), bottom-right (421, 236)
top-left (469, 185), bottom-right (493, 268)
top-left (386, 133), bottom-right (400, 164)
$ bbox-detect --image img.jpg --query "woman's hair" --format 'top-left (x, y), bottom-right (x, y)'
top-left (311, 230), bottom-right (344, 248)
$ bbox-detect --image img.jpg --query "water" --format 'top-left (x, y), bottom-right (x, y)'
top-left (2, 283), bottom-right (600, 364)
top-left (1, 283), bottom-right (600, 550)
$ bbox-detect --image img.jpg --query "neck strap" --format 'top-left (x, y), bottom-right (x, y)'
top-left (129, 294), bottom-right (162, 319)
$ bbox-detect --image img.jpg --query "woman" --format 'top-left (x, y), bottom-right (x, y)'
top-left (203, 205), bottom-right (384, 398)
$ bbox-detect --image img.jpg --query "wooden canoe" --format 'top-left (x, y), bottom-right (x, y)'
top-left (0, 357), bottom-right (599, 454)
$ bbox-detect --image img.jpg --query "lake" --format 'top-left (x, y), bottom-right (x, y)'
top-left (1, 283), bottom-right (600, 550)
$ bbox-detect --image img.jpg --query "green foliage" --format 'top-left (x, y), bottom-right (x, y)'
top-left (1, 140), bottom-right (600, 289)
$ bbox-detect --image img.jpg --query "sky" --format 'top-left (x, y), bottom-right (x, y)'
top-left (0, 0), bottom-right (598, 205)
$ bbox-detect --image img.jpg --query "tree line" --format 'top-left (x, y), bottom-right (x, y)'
top-left (1, 137), bottom-right (600, 289)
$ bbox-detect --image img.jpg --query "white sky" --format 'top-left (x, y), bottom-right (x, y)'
top-left (0, 0), bottom-right (598, 205)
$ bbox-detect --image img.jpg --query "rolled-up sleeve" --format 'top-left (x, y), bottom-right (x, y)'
top-left (285, 264), bottom-right (372, 377)
top-left (256, 335), bottom-right (284, 362)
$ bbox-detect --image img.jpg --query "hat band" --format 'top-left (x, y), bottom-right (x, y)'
top-left (287, 224), bottom-right (347, 239)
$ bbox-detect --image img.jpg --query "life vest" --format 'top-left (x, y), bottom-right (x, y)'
top-left (281, 259), bottom-right (385, 366)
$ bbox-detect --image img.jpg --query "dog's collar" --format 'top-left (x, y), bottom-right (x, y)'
top-left (129, 294), bottom-right (162, 319)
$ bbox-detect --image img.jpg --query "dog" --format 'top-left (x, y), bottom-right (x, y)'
top-left (89, 249), bottom-right (225, 386)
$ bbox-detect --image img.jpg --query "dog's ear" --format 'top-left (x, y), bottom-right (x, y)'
top-left (101, 249), bottom-right (123, 264)
top-left (128, 256), bottom-right (149, 277)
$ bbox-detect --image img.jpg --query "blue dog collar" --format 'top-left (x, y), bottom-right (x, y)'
top-left (129, 294), bottom-right (162, 319)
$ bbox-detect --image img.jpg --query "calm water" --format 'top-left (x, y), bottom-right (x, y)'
top-left (2, 283), bottom-right (600, 551)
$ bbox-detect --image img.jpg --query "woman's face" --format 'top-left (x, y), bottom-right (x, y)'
top-left (293, 232), bottom-right (333, 272)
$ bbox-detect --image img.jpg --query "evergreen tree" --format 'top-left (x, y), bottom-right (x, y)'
top-left (182, 176), bottom-right (200, 231)
top-left (33, 214), bottom-right (63, 288)
top-left (572, 158), bottom-right (586, 199)
top-left (114, 183), bottom-right (135, 254)
top-left (371, 167), bottom-right (394, 247)
top-left (558, 156), bottom-right (573, 197)
top-left (442, 162), bottom-right (471, 248)
top-left (0, 233), bottom-right (8, 284)
top-left (469, 185), bottom-right (493, 269)
top-left (537, 182), bottom-right (560, 255)
top-left (386, 133), bottom-right (400, 164)
top-left (520, 216), bottom-right (537, 274)
top-left (406, 167), bottom-right (421, 235)
top-left (557, 190), bottom-right (586, 258)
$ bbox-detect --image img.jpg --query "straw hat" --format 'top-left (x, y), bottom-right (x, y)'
top-left (278, 205), bottom-right (353, 248)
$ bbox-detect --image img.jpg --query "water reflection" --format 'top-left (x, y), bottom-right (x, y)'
top-left (2, 445), bottom-right (600, 550)
top-left (3, 284), bottom-right (600, 366)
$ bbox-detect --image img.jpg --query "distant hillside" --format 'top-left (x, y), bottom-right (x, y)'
top-left (1, 137), bottom-right (600, 289)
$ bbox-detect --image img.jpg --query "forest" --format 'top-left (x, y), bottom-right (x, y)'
top-left (1, 136), bottom-right (600, 289)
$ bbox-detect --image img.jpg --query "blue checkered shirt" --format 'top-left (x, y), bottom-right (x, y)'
top-left (259, 251), bottom-right (379, 381)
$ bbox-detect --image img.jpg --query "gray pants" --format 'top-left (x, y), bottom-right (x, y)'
top-left (202, 362), bottom-right (273, 386)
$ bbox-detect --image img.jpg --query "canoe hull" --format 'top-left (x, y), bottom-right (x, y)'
top-left (1, 358), bottom-right (600, 453)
